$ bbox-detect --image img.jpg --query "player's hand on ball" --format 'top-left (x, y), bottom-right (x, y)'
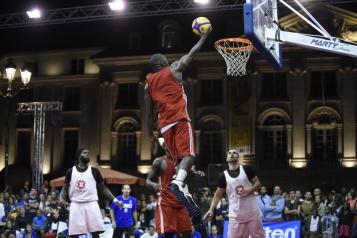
top-left (203, 209), bottom-right (213, 221)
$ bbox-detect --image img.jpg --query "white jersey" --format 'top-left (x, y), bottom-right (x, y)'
top-left (69, 166), bottom-right (98, 203)
top-left (224, 165), bottom-right (262, 222)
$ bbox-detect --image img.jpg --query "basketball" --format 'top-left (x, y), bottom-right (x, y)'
top-left (192, 17), bottom-right (211, 36)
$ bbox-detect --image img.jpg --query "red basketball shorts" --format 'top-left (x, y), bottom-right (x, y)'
top-left (155, 205), bottom-right (192, 234)
top-left (162, 120), bottom-right (195, 163)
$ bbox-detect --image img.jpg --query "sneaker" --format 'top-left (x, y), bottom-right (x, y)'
top-left (169, 182), bottom-right (202, 224)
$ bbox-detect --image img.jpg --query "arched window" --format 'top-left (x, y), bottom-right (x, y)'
top-left (200, 120), bottom-right (223, 165)
top-left (117, 122), bottom-right (137, 167)
top-left (261, 115), bottom-right (287, 168)
top-left (161, 24), bottom-right (177, 49)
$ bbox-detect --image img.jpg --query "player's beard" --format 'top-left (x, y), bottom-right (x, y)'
top-left (80, 155), bottom-right (90, 164)
top-left (226, 157), bottom-right (238, 163)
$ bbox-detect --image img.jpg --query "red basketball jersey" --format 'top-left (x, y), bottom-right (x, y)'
top-left (158, 156), bottom-right (183, 208)
top-left (146, 67), bottom-right (190, 129)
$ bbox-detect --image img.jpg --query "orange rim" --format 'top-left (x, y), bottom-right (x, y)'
top-left (215, 38), bottom-right (253, 51)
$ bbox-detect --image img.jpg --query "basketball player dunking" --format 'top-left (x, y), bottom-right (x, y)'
top-left (146, 138), bottom-right (205, 237)
top-left (145, 26), bottom-right (212, 224)
top-left (60, 147), bottom-right (123, 238)
top-left (203, 149), bottom-right (265, 238)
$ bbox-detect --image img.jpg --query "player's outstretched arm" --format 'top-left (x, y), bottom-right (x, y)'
top-left (203, 187), bottom-right (225, 220)
top-left (144, 84), bottom-right (154, 138)
top-left (173, 26), bottom-right (212, 73)
top-left (146, 158), bottom-right (163, 192)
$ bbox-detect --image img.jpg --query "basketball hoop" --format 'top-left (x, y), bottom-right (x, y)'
top-left (215, 38), bottom-right (253, 77)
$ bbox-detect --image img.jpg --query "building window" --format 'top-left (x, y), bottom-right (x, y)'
top-left (161, 24), bottom-right (177, 49)
top-left (261, 73), bottom-right (287, 100)
top-left (16, 131), bottom-right (31, 167)
top-left (63, 130), bottom-right (79, 169)
top-left (310, 71), bottom-right (337, 99)
top-left (261, 115), bottom-right (287, 168)
top-left (312, 128), bottom-right (337, 166)
top-left (70, 59), bottom-right (85, 75)
top-left (128, 33), bottom-right (142, 50)
top-left (200, 80), bottom-right (223, 106)
top-left (117, 123), bottom-right (137, 167)
top-left (116, 83), bottom-right (138, 109)
top-left (200, 120), bottom-right (223, 165)
top-left (64, 87), bottom-right (80, 111)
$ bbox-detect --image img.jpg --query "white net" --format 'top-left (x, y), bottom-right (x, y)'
top-left (215, 38), bottom-right (253, 77)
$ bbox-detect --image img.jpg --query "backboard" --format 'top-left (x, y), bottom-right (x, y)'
top-left (244, 0), bottom-right (282, 70)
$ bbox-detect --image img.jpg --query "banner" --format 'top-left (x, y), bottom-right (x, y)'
top-left (223, 220), bottom-right (301, 238)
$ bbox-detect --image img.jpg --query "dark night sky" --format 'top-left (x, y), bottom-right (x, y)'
top-left (0, 1), bottom-right (356, 56)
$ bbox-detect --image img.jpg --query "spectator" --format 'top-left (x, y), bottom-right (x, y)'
top-left (301, 191), bottom-right (315, 236)
top-left (0, 196), bottom-right (5, 222)
top-left (45, 209), bottom-right (63, 238)
top-left (20, 181), bottom-right (31, 196)
top-left (26, 189), bottom-right (39, 219)
top-left (145, 195), bottom-right (156, 227)
top-left (321, 207), bottom-right (338, 238)
top-left (38, 195), bottom-right (46, 213)
top-left (15, 207), bottom-right (30, 231)
top-left (23, 224), bottom-right (37, 238)
top-left (32, 209), bottom-right (47, 238)
top-left (314, 195), bottom-right (325, 216)
top-left (189, 226), bottom-right (202, 238)
top-left (200, 187), bottom-right (212, 215)
top-left (338, 202), bottom-right (353, 238)
top-left (110, 184), bottom-right (137, 238)
top-left (135, 213), bottom-right (147, 237)
top-left (265, 185), bottom-right (285, 221)
top-left (257, 186), bottom-right (271, 221)
top-left (284, 190), bottom-right (301, 221)
top-left (296, 190), bottom-right (304, 203)
top-left (349, 192), bottom-right (357, 238)
top-left (305, 209), bottom-right (321, 238)
top-left (313, 188), bottom-right (322, 198)
top-left (140, 226), bottom-right (158, 238)
top-left (214, 197), bottom-right (228, 232)
top-left (1, 220), bottom-right (17, 237)
top-left (207, 225), bottom-right (222, 238)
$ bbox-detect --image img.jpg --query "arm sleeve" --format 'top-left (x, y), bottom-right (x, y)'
top-left (63, 168), bottom-right (73, 184)
top-left (217, 172), bottom-right (226, 188)
top-left (243, 165), bottom-right (256, 181)
top-left (91, 167), bottom-right (104, 184)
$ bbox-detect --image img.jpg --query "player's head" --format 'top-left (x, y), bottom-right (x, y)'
top-left (226, 149), bottom-right (239, 163)
top-left (122, 184), bottom-right (131, 196)
top-left (149, 53), bottom-right (168, 72)
top-left (76, 146), bottom-right (90, 164)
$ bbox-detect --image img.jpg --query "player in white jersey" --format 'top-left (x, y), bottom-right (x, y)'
top-left (60, 147), bottom-right (122, 238)
top-left (203, 149), bottom-right (265, 238)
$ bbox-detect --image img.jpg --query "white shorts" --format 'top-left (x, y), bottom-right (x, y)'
top-left (228, 217), bottom-right (265, 238)
top-left (69, 201), bottom-right (104, 235)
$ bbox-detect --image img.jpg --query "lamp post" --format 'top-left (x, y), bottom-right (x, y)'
top-left (1, 58), bottom-right (32, 189)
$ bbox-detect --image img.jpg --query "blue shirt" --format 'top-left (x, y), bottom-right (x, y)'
top-left (257, 194), bottom-right (271, 221)
top-left (110, 195), bottom-right (137, 227)
top-left (207, 235), bottom-right (222, 238)
top-left (265, 195), bottom-right (285, 220)
top-left (190, 231), bottom-right (202, 238)
top-left (33, 215), bottom-right (47, 229)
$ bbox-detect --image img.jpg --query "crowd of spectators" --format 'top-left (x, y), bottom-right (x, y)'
top-left (1, 180), bottom-right (356, 238)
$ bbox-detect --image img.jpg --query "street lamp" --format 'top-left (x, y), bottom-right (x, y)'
top-left (1, 58), bottom-right (32, 189)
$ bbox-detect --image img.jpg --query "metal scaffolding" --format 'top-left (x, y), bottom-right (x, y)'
top-left (0, 0), bottom-right (356, 30)
top-left (17, 102), bottom-right (62, 191)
